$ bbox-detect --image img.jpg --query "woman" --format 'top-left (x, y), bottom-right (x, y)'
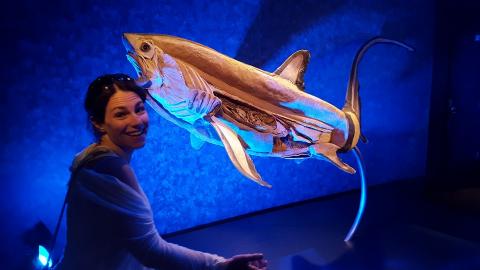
top-left (55, 74), bottom-right (267, 270)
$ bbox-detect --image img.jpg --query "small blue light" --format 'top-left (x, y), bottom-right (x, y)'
top-left (475, 34), bottom-right (480, 42)
top-left (38, 245), bottom-right (53, 268)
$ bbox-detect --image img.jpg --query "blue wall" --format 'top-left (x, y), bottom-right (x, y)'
top-left (1, 0), bottom-right (433, 267)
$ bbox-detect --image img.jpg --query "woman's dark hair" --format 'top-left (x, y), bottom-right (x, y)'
top-left (85, 73), bottom-right (147, 140)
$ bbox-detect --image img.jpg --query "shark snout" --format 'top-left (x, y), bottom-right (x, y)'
top-left (122, 35), bottom-right (135, 53)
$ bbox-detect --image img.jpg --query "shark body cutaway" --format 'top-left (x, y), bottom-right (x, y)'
top-left (122, 33), bottom-right (411, 187)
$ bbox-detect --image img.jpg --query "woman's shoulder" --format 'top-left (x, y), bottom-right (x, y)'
top-left (70, 144), bottom-right (118, 171)
top-left (72, 144), bottom-right (140, 192)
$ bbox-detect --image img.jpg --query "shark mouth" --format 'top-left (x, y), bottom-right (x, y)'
top-left (126, 53), bottom-right (142, 76)
top-left (123, 36), bottom-right (152, 88)
top-left (126, 53), bottom-right (152, 88)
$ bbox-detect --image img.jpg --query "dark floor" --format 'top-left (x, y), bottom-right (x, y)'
top-left (166, 179), bottom-right (480, 270)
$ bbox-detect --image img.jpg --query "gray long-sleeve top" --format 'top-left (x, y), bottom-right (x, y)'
top-left (55, 144), bottom-right (226, 270)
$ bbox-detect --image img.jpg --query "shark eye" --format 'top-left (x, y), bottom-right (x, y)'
top-left (140, 42), bottom-right (151, 52)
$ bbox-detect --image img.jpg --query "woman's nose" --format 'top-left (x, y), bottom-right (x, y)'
top-left (130, 114), bottom-right (146, 128)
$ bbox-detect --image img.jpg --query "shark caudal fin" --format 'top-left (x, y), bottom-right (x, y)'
top-left (341, 37), bottom-right (414, 151)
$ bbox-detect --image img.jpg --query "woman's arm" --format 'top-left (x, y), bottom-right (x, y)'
top-left (80, 155), bottom-right (267, 270)
top-left (81, 156), bottom-right (226, 269)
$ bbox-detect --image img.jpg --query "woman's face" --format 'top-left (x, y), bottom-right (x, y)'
top-left (98, 89), bottom-right (149, 151)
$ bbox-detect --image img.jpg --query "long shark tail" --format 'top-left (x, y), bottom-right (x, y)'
top-left (344, 146), bottom-right (367, 242)
top-left (341, 37), bottom-right (414, 151)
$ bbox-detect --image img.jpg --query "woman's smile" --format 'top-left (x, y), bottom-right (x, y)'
top-left (125, 127), bottom-right (147, 137)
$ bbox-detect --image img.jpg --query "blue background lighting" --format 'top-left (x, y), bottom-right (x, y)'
top-left (0, 0), bottom-right (433, 267)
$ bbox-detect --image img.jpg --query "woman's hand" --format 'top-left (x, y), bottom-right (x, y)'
top-left (218, 253), bottom-right (268, 270)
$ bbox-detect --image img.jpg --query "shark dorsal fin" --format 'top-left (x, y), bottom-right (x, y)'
top-left (274, 50), bottom-right (310, 91)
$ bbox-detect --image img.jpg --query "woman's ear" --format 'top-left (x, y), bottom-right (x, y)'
top-left (90, 116), bottom-right (105, 133)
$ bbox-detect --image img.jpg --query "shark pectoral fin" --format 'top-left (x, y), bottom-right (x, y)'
top-left (309, 143), bottom-right (356, 174)
top-left (274, 50), bottom-right (310, 90)
top-left (190, 133), bottom-right (206, 150)
top-left (208, 116), bottom-right (272, 188)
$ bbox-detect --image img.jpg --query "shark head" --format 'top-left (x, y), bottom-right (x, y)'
top-left (122, 33), bottom-right (166, 89)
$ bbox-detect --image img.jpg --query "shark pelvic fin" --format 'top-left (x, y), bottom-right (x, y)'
top-left (208, 116), bottom-right (272, 188)
top-left (309, 143), bottom-right (356, 174)
top-left (274, 50), bottom-right (310, 90)
top-left (190, 133), bottom-right (206, 150)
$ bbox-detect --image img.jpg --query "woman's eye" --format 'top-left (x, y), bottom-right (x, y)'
top-left (114, 112), bottom-right (127, 118)
top-left (136, 106), bottom-right (146, 113)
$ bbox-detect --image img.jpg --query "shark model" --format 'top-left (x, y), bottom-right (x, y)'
top-left (122, 33), bottom-right (413, 241)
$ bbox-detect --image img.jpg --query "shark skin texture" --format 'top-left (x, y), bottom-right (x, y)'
top-left (122, 33), bottom-right (413, 242)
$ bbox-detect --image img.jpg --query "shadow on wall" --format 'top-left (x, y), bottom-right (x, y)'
top-left (236, 0), bottom-right (429, 81)
top-left (235, 0), bottom-right (345, 67)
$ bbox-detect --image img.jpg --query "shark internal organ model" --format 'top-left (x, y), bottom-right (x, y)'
top-left (122, 33), bottom-right (413, 241)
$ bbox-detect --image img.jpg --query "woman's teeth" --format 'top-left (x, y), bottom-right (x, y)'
top-left (127, 129), bottom-right (145, 136)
